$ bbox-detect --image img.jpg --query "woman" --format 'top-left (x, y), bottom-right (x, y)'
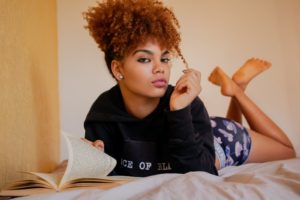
top-left (83, 0), bottom-right (216, 176)
top-left (83, 0), bottom-right (295, 176)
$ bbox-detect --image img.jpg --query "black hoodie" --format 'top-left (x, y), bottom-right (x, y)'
top-left (84, 85), bottom-right (218, 176)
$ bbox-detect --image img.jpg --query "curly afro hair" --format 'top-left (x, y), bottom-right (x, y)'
top-left (83, 0), bottom-right (187, 76)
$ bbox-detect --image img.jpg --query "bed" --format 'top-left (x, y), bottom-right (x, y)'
top-left (15, 158), bottom-right (300, 200)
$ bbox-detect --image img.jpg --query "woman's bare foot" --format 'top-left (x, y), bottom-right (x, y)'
top-left (208, 66), bottom-right (240, 97)
top-left (232, 58), bottom-right (271, 90)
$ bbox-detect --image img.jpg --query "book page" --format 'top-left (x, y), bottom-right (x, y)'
top-left (0, 188), bottom-right (54, 197)
top-left (4, 179), bottom-right (53, 190)
top-left (0, 178), bottom-right (56, 197)
top-left (59, 134), bottom-right (116, 189)
top-left (25, 171), bottom-right (63, 190)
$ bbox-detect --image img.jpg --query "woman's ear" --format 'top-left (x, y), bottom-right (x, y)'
top-left (111, 60), bottom-right (124, 81)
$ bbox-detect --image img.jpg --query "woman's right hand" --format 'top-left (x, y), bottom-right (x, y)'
top-left (170, 68), bottom-right (202, 111)
top-left (81, 138), bottom-right (105, 151)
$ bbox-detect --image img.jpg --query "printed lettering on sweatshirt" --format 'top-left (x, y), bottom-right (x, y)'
top-left (120, 158), bottom-right (172, 171)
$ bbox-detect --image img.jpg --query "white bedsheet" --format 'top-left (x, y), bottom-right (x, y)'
top-left (16, 158), bottom-right (300, 200)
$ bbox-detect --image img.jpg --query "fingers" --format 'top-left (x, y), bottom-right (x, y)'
top-left (93, 140), bottom-right (105, 151)
top-left (169, 68), bottom-right (202, 111)
top-left (175, 68), bottom-right (202, 94)
top-left (182, 68), bottom-right (201, 79)
top-left (81, 138), bottom-right (105, 151)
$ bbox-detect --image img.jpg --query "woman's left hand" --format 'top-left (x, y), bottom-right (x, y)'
top-left (170, 68), bottom-right (202, 111)
top-left (81, 138), bottom-right (105, 151)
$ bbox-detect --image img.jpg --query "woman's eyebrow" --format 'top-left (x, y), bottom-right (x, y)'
top-left (132, 49), bottom-right (170, 56)
top-left (132, 49), bottom-right (153, 55)
top-left (162, 50), bottom-right (170, 56)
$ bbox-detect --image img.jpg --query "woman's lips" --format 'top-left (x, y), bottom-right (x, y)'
top-left (152, 79), bottom-right (167, 88)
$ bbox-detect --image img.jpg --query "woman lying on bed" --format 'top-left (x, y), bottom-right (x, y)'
top-left (82, 0), bottom-right (295, 177)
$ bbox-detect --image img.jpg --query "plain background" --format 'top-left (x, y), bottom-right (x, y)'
top-left (1, 0), bottom-right (59, 187)
top-left (57, 0), bottom-right (300, 160)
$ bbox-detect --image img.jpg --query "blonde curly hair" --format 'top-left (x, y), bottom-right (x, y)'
top-left (83, 0), bottom-right (187, 76)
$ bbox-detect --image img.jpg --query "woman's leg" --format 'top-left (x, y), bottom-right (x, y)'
top-left (209, 67), bottom-right (295, 163)
top-left (246, 129), bottom-right (295, 162)
top-left (226, 58), bottom-right (271, 123)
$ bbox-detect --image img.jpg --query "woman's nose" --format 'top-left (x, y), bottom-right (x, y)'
top-left (153, 60), bottom-right (164, 74)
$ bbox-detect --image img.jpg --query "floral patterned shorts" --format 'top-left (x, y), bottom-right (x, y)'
top-left (210, 116), bottom-right (252, 169)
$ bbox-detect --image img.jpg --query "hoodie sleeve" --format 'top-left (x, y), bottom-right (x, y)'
top-left (166, 97), bottom-right (218, 175)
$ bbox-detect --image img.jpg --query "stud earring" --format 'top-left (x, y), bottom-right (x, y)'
top-left (118, 75), bottom-right (124, 80)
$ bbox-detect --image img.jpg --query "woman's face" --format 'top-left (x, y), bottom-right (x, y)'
top-left (117, 40), bottom-right (172, 99)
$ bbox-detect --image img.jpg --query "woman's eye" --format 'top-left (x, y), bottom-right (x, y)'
top-left (161, 58), bottom-right (171, 63)
top-left (137, 58), bottom-right (151, 63)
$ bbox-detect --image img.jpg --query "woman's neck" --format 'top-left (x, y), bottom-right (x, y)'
top-left (119, 88), bottom-right (160, 119)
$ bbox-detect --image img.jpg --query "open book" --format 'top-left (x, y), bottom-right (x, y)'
top-left (0, 133), bottom-right (136, 197)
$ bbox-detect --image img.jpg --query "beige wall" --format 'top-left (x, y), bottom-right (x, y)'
top-left (58, 0), bottom-right (300, 159)
top-left (0, 0), bottom-right (60, 188)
